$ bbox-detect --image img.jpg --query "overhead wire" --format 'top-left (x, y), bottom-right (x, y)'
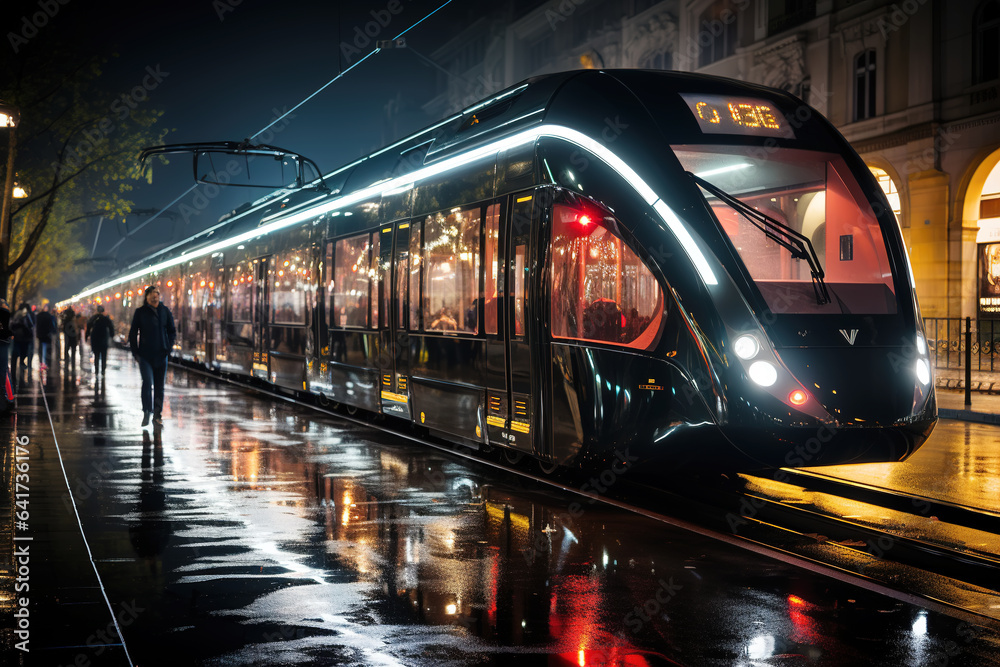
top-left (104, 0), bottom-right (455, 265)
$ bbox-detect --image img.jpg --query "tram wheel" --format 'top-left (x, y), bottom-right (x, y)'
top-left (503, 448), bottom-right (527, 465)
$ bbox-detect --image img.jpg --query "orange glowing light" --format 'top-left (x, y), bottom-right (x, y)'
top-left (115, 292), bottom-right (121, 299)
top-left (167, 281), bottom-right (174, 287)
top-left (789, 390), bottom-right (808, 406)
top-left (788, 594), bottom-right (806, 606)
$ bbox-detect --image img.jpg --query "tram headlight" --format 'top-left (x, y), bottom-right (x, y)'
top-left (749, 361), bottom-right (778, 387)
top-left (734, 334), bottom-right (760, 360)
top-left (916, 333), bottom-right (927, 356)
top-left (915, 358), bottom-right (930, 386)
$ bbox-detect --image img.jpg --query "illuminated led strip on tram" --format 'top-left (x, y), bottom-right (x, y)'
top-left (62, 124), bottom-right (719, 305)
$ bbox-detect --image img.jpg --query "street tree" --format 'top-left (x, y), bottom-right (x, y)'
top-left (0, 49), bottom-right (169, 301)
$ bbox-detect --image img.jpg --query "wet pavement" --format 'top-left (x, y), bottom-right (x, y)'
top-left (802, 418), bottom-right (1000, 515)
top-left (2, 350), bottom-right (1000, 666)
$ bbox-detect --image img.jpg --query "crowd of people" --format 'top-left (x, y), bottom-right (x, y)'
top-left (4, 301), bottom-right (114, 373)
top-left (0, 288), bottom-right (174, 427)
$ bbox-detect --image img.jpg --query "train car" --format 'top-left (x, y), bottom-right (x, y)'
top-left (61, 70), bottom-right (937, 470)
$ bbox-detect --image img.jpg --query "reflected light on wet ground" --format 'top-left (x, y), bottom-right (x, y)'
top-left (14, 351), bottom-right (1000, 666)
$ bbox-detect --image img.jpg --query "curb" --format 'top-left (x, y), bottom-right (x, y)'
top-left (938, 408), bottom-right (1000, 425)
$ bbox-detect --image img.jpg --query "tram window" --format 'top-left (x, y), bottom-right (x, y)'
top-left (550, 203), bottom-right (664, 349)
top-left (270, 248), bottom-right (310, 325)
top-left (333, 235), bottom-right (372, 328)
top-left (324, 242), bottom-right (334, 329)
top-left (371, 233), bottom-right (381, 328)
top-left (229, 264), bottom-right (253, 322)
top-left (409, 222), bottom-right (422, 331)
top-left (513, 244), bottom-right (525, 337)
top-left (396, 227), bottom-right (409, 330)
top-left (421, 206), bottom-right (481, 334)
top-left (484, 204), bottom-right (500, 335)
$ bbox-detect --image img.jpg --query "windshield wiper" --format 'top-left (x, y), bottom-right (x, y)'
top-left (687, 172), bottom-right (830, 305)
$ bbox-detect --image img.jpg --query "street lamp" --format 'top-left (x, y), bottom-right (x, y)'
top-left (0, 99), bottom-right (20, 302)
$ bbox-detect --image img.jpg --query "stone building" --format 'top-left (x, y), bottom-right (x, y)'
top-left (423, 0), bottom-right (1000, 320)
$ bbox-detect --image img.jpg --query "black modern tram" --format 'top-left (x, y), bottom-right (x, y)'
top-left (62, 70), bottom-right (937, 469)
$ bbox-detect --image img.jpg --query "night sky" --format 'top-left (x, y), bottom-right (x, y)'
top-left (1, 0), bottom-right (475, 301)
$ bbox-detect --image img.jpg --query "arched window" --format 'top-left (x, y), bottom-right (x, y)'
top-left (975, 0), bottom-right (1000, 83)
top-left (854, 50), bottom-right (876, 121)
top-left (869, 166), bottom-right (903, 227)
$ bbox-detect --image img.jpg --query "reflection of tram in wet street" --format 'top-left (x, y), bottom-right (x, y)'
top-left (12, 352), bottom-right (1000, 665)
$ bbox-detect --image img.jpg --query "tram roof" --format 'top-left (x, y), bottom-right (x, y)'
top-left (76, 69), bottom-right (797, 296)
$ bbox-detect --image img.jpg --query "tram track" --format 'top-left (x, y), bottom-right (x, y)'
top-left (173, 360), bottom-right (1000, 630)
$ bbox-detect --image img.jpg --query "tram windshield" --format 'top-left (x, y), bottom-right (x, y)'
top-left (672, 145), bottom-right (898, 315)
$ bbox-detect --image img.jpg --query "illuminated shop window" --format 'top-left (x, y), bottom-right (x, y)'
top-left (549, 202), bottom-right (664, 349)
top-left (981, 162), bottom-right (1000, 220)
top-left (869, 166), bottom-right (902, 226)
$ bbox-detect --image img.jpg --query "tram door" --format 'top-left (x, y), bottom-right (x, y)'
top-left (485, 192), bottom-right (543, 456)
top-left (251, 256), bottom-right (271, 380)
top-left (378, 223), bottom-right (412, 418)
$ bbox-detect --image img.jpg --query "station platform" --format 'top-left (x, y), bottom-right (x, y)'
top-left (2, 350), bottom-right (1000, 666)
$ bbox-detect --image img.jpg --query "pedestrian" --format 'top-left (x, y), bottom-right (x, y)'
top-left (35, 303), bottom-right (56, 370)
top-left (60, 305), bottom-right (80, 370)
top-left (128, 285), bottom-right (176, 427)
top-left (87, 305), bottom-right (113, 376)
top-left (10, 303), bottom-right (34, 379)
top-left (75, 310), bottom-right (88, 364)
top-left (0, 299), bottom-right (12, 415)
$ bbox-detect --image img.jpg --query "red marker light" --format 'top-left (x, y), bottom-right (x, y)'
top-left (578, 214), bottom-right (592, 226)
top-left (789, 389), bottom-right (808, 406)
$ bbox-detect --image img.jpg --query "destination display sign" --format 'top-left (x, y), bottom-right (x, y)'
top-left (679, 93), bottom-right (796, 139)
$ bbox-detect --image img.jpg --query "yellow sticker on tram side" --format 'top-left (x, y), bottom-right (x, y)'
top-left (516, 195), bottom-right (533, 203)
top-left (486, 415), bottom-right (506, 428)
top-left (510, 421), bottom-right (530, 434)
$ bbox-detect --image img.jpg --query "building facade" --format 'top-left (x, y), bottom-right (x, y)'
top-left (422, 0), bottom-right (1000, 320)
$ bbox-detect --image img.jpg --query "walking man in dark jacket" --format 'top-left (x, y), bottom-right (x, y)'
top-left (87, 305), bottom-right (113, 376)
top-left (128, 286), bottom-right (176, 427)
top-left (35, 304), bottom-right (56, 370)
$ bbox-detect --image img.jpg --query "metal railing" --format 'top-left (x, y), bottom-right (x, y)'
top-left (923, 317), bottom-right (1000, 373)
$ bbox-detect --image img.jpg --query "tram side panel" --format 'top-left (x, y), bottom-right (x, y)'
top-left (405, 156), bottom-right (497, 445)
top-left (327, 196), bottom-right (385, 412)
